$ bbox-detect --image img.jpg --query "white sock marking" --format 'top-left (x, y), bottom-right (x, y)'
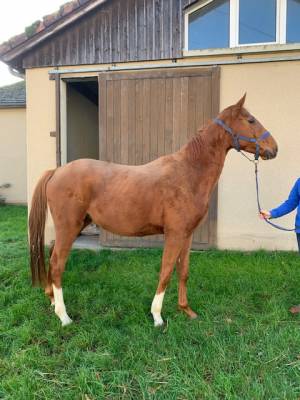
top-left (151, 291), bottom-right (165, 327)
top-left (53, 285), bottom-right (72, 326)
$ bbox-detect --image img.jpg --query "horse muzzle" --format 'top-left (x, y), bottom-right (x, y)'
top-left (262, 147), bottom-right (278, 160)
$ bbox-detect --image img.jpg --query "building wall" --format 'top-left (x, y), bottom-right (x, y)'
top-left (25, 59), bottom-right (300, 250)
top-left (26, 68), bottom-right (56, 240)
top-left (0, 107), bottom-right (27, 204)
top-left (218, 61), bottom-right (300, 251)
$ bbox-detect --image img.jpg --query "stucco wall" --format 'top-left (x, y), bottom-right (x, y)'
top-left (0, 107), bottom-right (27, 204)
top-left (25, 60), bottom-right (300, 250)
top-left (218, 61), bottom-right (300, 251)
top-left (26, 68), bottom-right (56, 241)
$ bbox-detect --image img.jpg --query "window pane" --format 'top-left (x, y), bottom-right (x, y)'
top-left (287, 0), bottom-right (300, 43)
top-left (188, 0), bottom-right (230, 50)
top-left (239, 0), bottom-right (276, 44)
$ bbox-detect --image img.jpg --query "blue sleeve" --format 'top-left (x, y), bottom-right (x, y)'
top-left (270, 179), bottom-right (300, 218)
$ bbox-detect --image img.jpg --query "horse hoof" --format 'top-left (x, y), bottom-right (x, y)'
top-left (179, 306), bottom-right (198, 320)
top-left (154, 318), bottom-right (164, 328)
top-left (61, 316), bottom-right (73, 327)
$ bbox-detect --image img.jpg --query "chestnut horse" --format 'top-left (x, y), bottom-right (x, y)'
top-left (29, 94), bottom-right (278, 326)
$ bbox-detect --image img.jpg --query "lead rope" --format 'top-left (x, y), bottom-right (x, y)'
top-left (254, 161), bottom-right (295, 232)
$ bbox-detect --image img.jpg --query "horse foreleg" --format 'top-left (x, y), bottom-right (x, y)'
top-left (151, 234), bottom-right (184, 327)
top-left (176, 235), bottom-right (197, 319)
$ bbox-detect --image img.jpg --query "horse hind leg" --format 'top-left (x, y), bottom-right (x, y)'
top-left (45, 214), bottom-right (92, 307)
top-left (49, 214), bottom-right (87, 326)
top-left (45, 242), bottom-right (55, 306)
top-left (50, 235), bottom-right (75, 326)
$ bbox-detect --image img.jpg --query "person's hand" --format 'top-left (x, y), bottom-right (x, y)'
top-left (260, 210), bottom-right (271, 219)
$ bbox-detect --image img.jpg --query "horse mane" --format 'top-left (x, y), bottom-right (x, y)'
top-left (185, 122), bottom-right (211, 161)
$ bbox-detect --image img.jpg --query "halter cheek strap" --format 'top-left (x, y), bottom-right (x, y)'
top-left (214, 118), bottom-right (271, 161)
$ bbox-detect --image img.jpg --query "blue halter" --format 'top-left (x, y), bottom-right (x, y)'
top-left (214, 118), bottom-right (271, 161)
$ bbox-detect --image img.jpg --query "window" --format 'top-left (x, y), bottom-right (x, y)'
top-left (185, 0), bottom-right (300, 51)
top-left (239, 0), bottom-right (277, 45)
top-left (188, 0), bottom-right (230, 50)
top-left (286, 0), bottom-right (300, 43)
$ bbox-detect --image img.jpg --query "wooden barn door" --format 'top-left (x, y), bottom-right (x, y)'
top-left (98, 67), bottom-right (220, 249)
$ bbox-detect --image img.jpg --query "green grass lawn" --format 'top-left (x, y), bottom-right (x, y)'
top-left (0, 205), bottom-right (300, 399)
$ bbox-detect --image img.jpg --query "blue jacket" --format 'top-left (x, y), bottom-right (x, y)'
top-left (270, 178), bottom-right (300, 232)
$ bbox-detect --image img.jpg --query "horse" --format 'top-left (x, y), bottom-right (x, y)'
top-left (29, 94), bottom-right (278, 327)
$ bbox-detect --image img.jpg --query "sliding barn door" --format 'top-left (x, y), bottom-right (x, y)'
top-left (98, 67), bottom-right (220, 249)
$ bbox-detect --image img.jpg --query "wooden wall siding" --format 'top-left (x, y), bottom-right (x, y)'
top-left (22, 0), bottom-right (196, 69)
top-left (98, 67), bottom-right (220, 249)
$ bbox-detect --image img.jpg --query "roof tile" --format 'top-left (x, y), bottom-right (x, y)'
top-left (0, 82), bottom-right (26, 107)
top-left (0, 0), bottom-right (94, 57)
top-left (43, 11), bottom-right (61, 27)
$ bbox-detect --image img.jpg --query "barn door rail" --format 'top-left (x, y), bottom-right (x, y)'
top-left (48, 54), bottom-right (300, 78)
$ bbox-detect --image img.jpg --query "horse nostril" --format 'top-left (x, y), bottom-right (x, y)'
top-left (263, 150), bottom-right (273, 159)
top-left (264, 149), bottom-right (277, 159)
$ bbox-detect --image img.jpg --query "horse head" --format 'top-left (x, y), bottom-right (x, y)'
top-left (216, 94), bottom-right (278, 160)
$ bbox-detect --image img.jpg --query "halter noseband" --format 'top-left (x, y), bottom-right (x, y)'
top-left (214, 118), bottom-right (271, 161)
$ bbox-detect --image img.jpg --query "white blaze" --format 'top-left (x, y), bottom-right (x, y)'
top-left (52, 285), bottom-right (72, 326)
top-left (151, 291), bottom-right (165, 327)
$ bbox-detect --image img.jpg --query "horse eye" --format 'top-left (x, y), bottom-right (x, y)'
top-left (248, 117), bottom-right (255, 124)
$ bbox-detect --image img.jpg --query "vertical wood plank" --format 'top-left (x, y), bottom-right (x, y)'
top-left (187, 77), bottom-right (197, 140)
top-left (180, 77), bottom-right (189, 148)
top-left (164, 78), bottom-right (173, 155)
top-left (106, 80), bottom-right (114, 162)
top-left (137, 0), bottom-right (146, 60)
top-left (154, 0), bottom-right (162, 60)
top-left (113, 80), bottom-right (121, 163)
top-left (135, 79), bottom-right (144, 165)
top-left (150, 79), bottom-right (158, 160)
top-left (98, 78), bottom-right (107, 161)
top-left (120, 79), bottom-right (129, 165)
top-left (128, 0), bottom-right (137, 61)
top-left (128, 79), bottom-right (136, 165)
top-left (146, 0), bottom-right (154, 60)
top-left (157, 78), bottom-right (166, 157)
top-left (142, 79), bottom-right (151, 164)
top-left (172, 78), bottom-right (181, 152)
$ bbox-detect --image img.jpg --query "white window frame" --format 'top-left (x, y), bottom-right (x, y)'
top-left (184, 0), bottom-right (293, 53)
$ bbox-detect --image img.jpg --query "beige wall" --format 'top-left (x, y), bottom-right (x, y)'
top-left (0, 107), bottom-right (27, 204)
top-left (218, 61), bottom-right (300, 251)
top-left (26, 60), bottom-right (300, 250)
top-left (26, 68), bottom-right (56, 241)
top-left (67, 86), bottom-right (98, 162)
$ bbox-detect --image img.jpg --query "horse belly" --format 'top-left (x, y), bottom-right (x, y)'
top-left (88, 199), bottom-right (164, 237)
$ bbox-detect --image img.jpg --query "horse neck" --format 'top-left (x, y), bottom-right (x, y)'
top-left (182, 123), bottom-right (231, 175)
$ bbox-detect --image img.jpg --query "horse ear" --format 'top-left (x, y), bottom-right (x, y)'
top-left (232, 93), bottom-right (246, 118)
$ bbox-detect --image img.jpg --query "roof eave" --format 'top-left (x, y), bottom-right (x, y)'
top-left (0, 0), bottom-right (107, 66)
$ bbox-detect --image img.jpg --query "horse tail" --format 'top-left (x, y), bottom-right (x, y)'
top-left (29, 169), bottom-right (56, 287)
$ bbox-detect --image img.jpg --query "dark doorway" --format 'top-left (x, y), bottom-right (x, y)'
top-left (66, 78), bottom-right (99, 162)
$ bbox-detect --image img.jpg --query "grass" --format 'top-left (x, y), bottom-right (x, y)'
top-left (0, 205), bottom-right (300, 399)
